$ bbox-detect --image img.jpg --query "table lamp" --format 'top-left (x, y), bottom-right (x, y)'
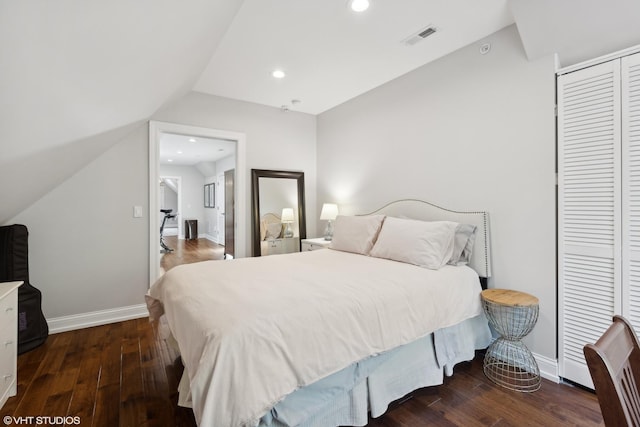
top-left (320, 203), bottom-right (339, 241)
top-left (281, 208), bottom-right (295, 238)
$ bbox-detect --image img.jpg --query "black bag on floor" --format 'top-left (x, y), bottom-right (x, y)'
top-left (0, 224), bottom-right (48, 353)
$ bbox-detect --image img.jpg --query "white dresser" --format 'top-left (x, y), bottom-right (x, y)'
top-left (0, 281), bottom-right (21, 410)
top-left (301, 238), bottom-right (332, 252)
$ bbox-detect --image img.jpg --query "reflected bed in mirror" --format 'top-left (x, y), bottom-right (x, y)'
top-left (251, 169), bottom-right (306, 257)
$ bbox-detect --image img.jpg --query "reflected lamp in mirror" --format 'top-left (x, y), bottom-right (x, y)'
top-left (281, 208), bottom-right (295, 238)
top-left (320, 203), bottom-right (339, 241)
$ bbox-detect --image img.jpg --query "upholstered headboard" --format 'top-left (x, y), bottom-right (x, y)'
top-left (360, 199), bottom-right (492, 279)
top-left (260, 212), bottom-right (283, 241)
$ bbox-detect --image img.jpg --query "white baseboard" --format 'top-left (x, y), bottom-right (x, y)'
top-left (533, 352), bottom-right (559, 383)
top-left (203, 233), bottom-right (220, 243)
top-left (47, 303), bottom-right (149, 334)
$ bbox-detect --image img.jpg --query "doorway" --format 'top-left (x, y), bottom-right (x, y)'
top-left (148, 121), bottom-right (247, 286)
top-left (159, 176), bottom-right (181, 237)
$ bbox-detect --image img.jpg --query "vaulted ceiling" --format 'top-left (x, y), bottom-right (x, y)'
top-left (1, 0), bottom-right (639, 224)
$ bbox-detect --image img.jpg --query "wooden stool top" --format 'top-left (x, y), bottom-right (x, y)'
top-left (481, 289), bottom-right (539, 307)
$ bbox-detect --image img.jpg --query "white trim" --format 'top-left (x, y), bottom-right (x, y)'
top-left (557, 43), bottom-right (640, 75)
top-left (148, 120), bottom-right (247, 287)
top-left (47, 304), bottom-right (149, 334)
top-left (534, 353), bottom-right (560, 384)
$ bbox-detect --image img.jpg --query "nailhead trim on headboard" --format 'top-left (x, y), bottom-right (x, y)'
top-left (358, 199), bottom-right (491, 279)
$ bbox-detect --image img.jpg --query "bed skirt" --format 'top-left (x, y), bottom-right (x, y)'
top-left (170, 314), bottom-right (491, 427)
top-left (259, 313), bottom-right (491, 427)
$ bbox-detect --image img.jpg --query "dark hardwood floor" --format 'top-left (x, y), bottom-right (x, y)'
top-left (160, 236), bottom-right (225, 273)
top-left (1, 318), bottom-right (604, 427)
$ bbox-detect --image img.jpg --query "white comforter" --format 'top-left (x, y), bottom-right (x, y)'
top-left (146, 249), bottom-right (483, 427)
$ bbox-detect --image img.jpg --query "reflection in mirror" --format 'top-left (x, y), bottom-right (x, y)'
top-left (252, 169), bottom-right (306, 257)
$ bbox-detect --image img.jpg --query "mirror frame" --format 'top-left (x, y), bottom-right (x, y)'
top-left (251, 169), bottom-right (306, 257)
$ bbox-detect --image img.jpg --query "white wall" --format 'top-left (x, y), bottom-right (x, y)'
top-left (216, 155), bottom-right (236, 176)
top-left (159, 164), bottom-right (206, 238)
top-left (153, 92), bottom-right (318, 254)
top-left (8, 94), bottom-right (316, 321)
top-left (160, 183), bottom-right (178, 229)
top-left (9, 125), bottom-right (149, 319)
top-left (317, 25), bottom-right (557, 359)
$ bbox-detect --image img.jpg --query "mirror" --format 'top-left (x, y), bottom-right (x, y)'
top-left (252, 169), bottom-right (306, 257)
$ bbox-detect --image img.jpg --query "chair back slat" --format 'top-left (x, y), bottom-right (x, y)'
top-left (584, 316), bottom-right (640, 427)
top-left (621, 362), bottom-right (640, 425)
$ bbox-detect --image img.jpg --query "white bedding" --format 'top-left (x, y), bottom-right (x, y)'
top-left (146, 248), bottom-right (484, 427)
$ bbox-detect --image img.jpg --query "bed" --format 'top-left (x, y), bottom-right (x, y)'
top-left (146, 199), bottom-right (493, 427)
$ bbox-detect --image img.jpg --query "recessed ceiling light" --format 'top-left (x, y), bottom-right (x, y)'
top-left (188, 138), bottom-right (196, 142)
top-left (177, 150), bottom-right (183, 154)
top-left (350, 0), bottom-right (369, 12)
top-left (272, 69), bottom-right (286, 79)
top-left (168, 159), bottom-right (173, 162)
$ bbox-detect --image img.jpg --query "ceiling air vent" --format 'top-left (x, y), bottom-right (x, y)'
top-left (403, 26), bottom-right (437, 46)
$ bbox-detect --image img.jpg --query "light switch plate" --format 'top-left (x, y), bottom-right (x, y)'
top-left (133, 206), bottom-right (143, 218)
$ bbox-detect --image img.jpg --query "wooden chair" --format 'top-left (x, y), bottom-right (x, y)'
top-left (584, 315), bottom-right (640, 427)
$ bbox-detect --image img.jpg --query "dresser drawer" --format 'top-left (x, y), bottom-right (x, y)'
top-left (0, 340), bottom-right (17, 406)
top-left (0, 300), bottom-right (17, 340)
top-left (0, 291), bottom-right (16, 324)
top-left (0, 336), bottom-right (16, 383)
top-left (0, 282), bottom-right (19, 409)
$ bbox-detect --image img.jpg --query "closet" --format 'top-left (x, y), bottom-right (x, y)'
top-left (558, 49), bottom-right (640, 388)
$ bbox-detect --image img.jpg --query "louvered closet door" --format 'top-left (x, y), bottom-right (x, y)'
top-left (623, 52), bottom-right (640, 335)
top-left (558, 59), bottom-right (621, 388)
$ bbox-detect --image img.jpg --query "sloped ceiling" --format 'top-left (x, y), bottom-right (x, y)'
top-left (1, 0), bottom-right (639, 225)
top-left (0, 0), bottom-right (244, 224)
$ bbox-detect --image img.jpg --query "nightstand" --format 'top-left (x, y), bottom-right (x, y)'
top-left (261, 237), bottom-right (299, 256)
top-left (481, 289), bottom-right (540, 392)
top-left (301, 238), bottom-right (332, 251)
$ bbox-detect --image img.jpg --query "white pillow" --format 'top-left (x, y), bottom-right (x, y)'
top-left (330, 215), bottom-right (385, 255)
top-left (265, 222), bottom-right (283, 239)
top-left (370, 217), bottom-right (457, 269)
top-left (448, 223), bottom-right (477, 266)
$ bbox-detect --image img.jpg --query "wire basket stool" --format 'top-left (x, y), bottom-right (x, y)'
top-left (481, 289), bottom-right (541, 392)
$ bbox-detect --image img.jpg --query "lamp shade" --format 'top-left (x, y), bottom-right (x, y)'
top-left (320, 203), bottom-right (339, 221)
top-left (281, 208), bottom-right (295, 223)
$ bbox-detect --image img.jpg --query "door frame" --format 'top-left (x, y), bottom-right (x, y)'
top-left (148, 120), bottom-right (247, 286)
